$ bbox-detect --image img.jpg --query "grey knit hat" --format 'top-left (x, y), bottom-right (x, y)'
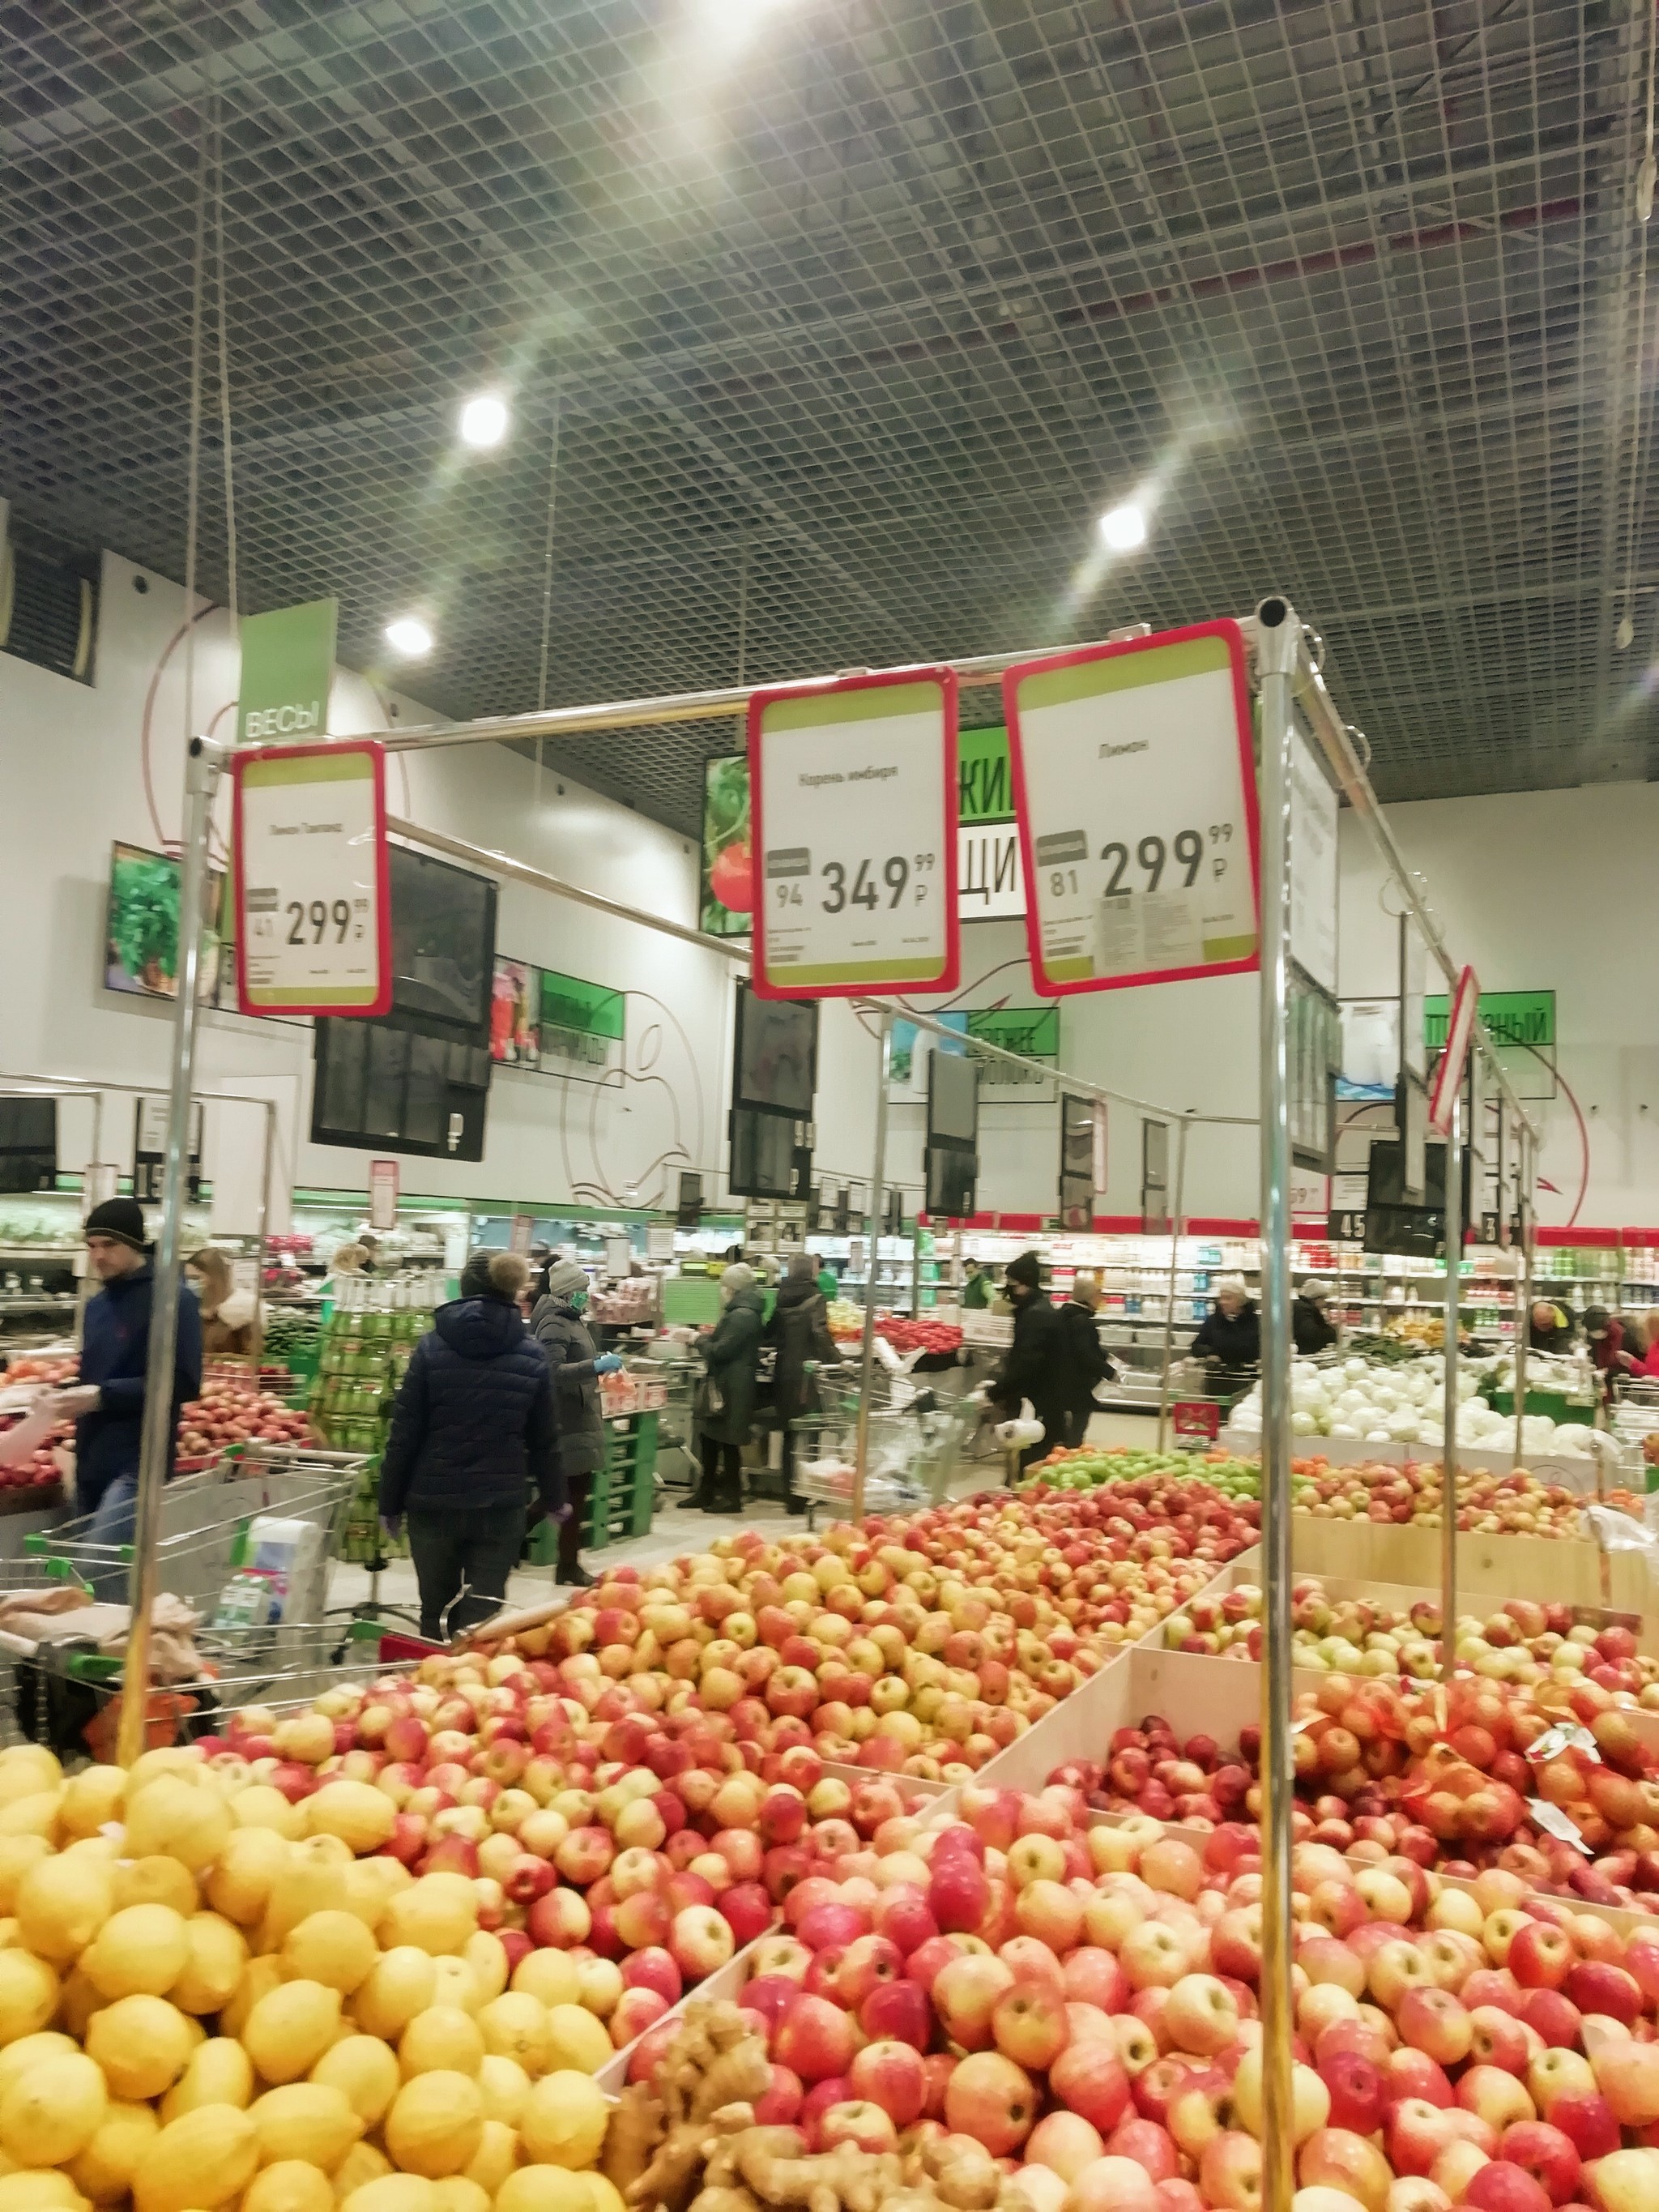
top-left (543, 1258), bottom-right (589, 1302)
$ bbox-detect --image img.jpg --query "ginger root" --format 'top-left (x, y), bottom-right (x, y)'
top-left (728, 2130), bottom-right (904, 2212)
top-left (621, 2001), bottom-right (772, 2212)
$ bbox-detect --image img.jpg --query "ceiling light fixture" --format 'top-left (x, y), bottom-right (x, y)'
top-left (383, 616), bottom-right (433, 659)
top-left (458, 391), bottom-right (510, 449)
top-left (1098, 502), bottom-right (1147, 553)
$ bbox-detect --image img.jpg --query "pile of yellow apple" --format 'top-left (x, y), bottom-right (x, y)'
top-left (0, 1736), bottom-right (626, 2212)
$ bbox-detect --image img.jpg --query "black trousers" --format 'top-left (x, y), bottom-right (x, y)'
top-left (407, 1503), bottom-right (525, 1641)
top-left (697, 1434), bottom-right (744, 1510)
top-left (1017, 1411), bottom-right (1069, 1477)
top-left (1063, 1399), bottom-right (1097, 1449)
top-left (557, 1473), bottom-right (591, 1581)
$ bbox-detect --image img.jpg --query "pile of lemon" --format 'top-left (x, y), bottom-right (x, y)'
top-left (0, 1744), bottom-right (624, 2212)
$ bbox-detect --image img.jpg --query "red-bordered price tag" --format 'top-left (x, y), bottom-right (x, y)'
top-left (748, 669), bottom-right (959, 1000)
top-left (1003, 621), bottom-right (1260, 996)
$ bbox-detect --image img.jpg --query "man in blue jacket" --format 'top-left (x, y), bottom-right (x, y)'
top-left (70, 1198), bottom-right (203, 1571)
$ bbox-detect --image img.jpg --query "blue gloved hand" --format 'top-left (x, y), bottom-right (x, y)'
top-left (594, 1353), bottom-right (624, 1374)
top-left (379, 1514), bottom-right (402, 1543)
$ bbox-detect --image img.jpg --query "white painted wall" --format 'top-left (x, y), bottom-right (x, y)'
top-left (4, 548), bottom-right (1653, 1228)
top-left (0, 553), bottom-right (729, 1214)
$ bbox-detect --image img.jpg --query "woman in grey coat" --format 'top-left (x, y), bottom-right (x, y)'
top-left (694, 1261), bottom-right (765, 1514)
top-left (530, 1258), bottom-right (622, 1585)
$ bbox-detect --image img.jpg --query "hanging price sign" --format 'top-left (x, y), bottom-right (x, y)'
top-left (748, 668), bottom-right (959, 998)
top-left (1429, 964), bottom-right (1480, 1137)
top-left (1003, 622), bottom-right (1260, 995)
top-left (232, 741), bottom-right (391, 1017)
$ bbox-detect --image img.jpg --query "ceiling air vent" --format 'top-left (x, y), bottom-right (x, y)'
top-left (0, 533), bottom-right (96, 685)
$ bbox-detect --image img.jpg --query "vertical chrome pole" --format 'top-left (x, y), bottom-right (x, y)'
top-left (118, 735), bottom-right (221, 1770)
top-left (851, 1010), bottom-right (893, 1522)
top-left (1156, 1117), bottom-right (1191, 1450)
top-left (1253, 600), bottom-right (1298, 2212)
top-left (1513, 1128), bottom-right (1533, 1469)
top-left (1440, 1089), bottom-right (1463, 1681)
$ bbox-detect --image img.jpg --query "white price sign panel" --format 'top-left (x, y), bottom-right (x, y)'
top-left (748, 669), bottom-right (959, 997)
top-left (232, 741), bottom-right (391, 1017)
top-left (1003, 623), bottom-right (1260, 995)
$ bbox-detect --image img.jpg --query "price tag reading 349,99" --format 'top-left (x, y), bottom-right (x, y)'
top-left (1002, 621), bottom-right (1260, 996)
top-left (748, 668), bottom-right (960, 999)
top-left (232, 739), bottom-right (391, 1018)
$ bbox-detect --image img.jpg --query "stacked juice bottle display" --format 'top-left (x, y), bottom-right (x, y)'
top-left (313, 1276), bottom-right (434, 1453)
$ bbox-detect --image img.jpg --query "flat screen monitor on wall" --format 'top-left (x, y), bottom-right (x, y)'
top-left (0, 1099), bottom-right (56, 1195)
top-left (733, 983), bottom-right (817, 1117)
top-left (389, 845), bottom-right (497, 1044)
top-left (1364, 1135), bottom-right (1450, 1258)
top-left (928, 1048), bottom-right (979, 1150)
top-left (727, 1106), bottom-right (801, 1200)
top-left (312, 1017), bottom-right (492, 1163)
top-left (926, 1147), bottom-right (977, 1220)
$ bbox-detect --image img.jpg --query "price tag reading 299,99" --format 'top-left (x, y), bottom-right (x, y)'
top-left (232, 739), bottom-right (392, 1018)
top-left (748, 668), bottom-right (960, 999)
top-left (1003, 621), bottom-right (1260, 996)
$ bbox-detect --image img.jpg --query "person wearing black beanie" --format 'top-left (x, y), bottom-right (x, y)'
top-left (68, 1198), bottom-right (203, 1588)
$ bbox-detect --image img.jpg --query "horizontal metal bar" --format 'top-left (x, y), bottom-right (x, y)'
top-left (385, 816), bottom-right (1249, 1131)
top-left (364, 641), bottom-right (1111, 754)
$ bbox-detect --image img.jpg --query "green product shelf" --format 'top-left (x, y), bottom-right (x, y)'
top-left (528, 1411), bottom-right (658, 1564)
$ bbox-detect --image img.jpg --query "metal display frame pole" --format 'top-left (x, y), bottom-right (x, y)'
top-left (1253, 597), bottom-right (1299, 2212)
top-left (117, 734), bottom-right (222, 1770)
top-left (851, 1011), bottom-right (893, 1522)
top-left (1440, 1092), bottom-right (1463, 1680)
top-left (1513, 1129), bottom-right (1533, 1469)
top-left (1156, 1117), bottom-right (1192, 1450)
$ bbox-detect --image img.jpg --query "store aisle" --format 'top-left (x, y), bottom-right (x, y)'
top-left (322, 1407), bottom-right (1165, 1628)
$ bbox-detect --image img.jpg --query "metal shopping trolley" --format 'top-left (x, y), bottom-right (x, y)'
top-left (2, 1444), bottom-right (372, 1757)
top-left (789, 1368), bottom-right (971, 1527)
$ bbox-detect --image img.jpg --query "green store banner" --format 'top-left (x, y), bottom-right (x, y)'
top-left (1425, 988), bottom-right (1555, 1051)
top-left (237, 597), bottom-right (338, 745)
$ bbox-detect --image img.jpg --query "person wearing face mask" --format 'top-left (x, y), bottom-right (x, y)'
top-left (531, 1259), bottom-right (621, 1588)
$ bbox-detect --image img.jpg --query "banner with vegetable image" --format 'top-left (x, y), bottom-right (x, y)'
top-left (105, 842), bottom-right (225, 1005)
top-left (701, 754), bottom-right (753, 937)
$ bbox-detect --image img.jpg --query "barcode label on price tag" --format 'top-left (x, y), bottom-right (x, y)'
top-left (233, 741), bottom-right (390, 1017)
top-left (748, 670), bottom-right (959, 998)
top-left (1002, 622), bottom-right (1260, 995)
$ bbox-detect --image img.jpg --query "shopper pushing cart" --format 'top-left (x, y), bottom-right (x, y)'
top-left (49, 1198), bottom-right (204, 1593)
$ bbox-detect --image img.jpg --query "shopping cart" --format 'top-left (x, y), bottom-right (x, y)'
top-left (790, 1368), bottom-right (971, 1527)
top-left (0, 1444), bottom-right (374, 1757)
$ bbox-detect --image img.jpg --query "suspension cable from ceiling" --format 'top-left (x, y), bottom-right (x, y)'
top-left (1617, 0), bottom-right (1659, 653)
top-left (181, 105), bottom-right (209, 762)
top-left (533, 399), bottom-right (561, 815)
top-left (212, 89), bottom-right (239, 629)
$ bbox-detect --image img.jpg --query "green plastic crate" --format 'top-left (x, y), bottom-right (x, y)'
top-left (528, 1411), bottom-right (658, 1562)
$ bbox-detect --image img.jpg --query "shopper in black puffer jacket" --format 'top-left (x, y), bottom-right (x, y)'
top-left (1190, 1275), bottom-right (1260, 1370)
top-left (380, 1251), bottom-right (561, 1639)
top-left (531, 1258), bottom-right (623, 1588)
top-left (766, 1253), bottom-right (841, 1514)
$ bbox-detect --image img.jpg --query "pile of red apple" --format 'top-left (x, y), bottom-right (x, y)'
top-left (1161, 1584), bottom-right (1659, 1709)
top-left (176, 1373), bottom-right (313, 1457)
top-left (477, 1499), bottom-right (1255, 1782)
top-left (1295, 1460), bottom-right (1586, 1539)
top-left (671, 1774), bottom-right (1659, 2212)
top-left (1067, 1679), bottom-right (1659, 1918)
